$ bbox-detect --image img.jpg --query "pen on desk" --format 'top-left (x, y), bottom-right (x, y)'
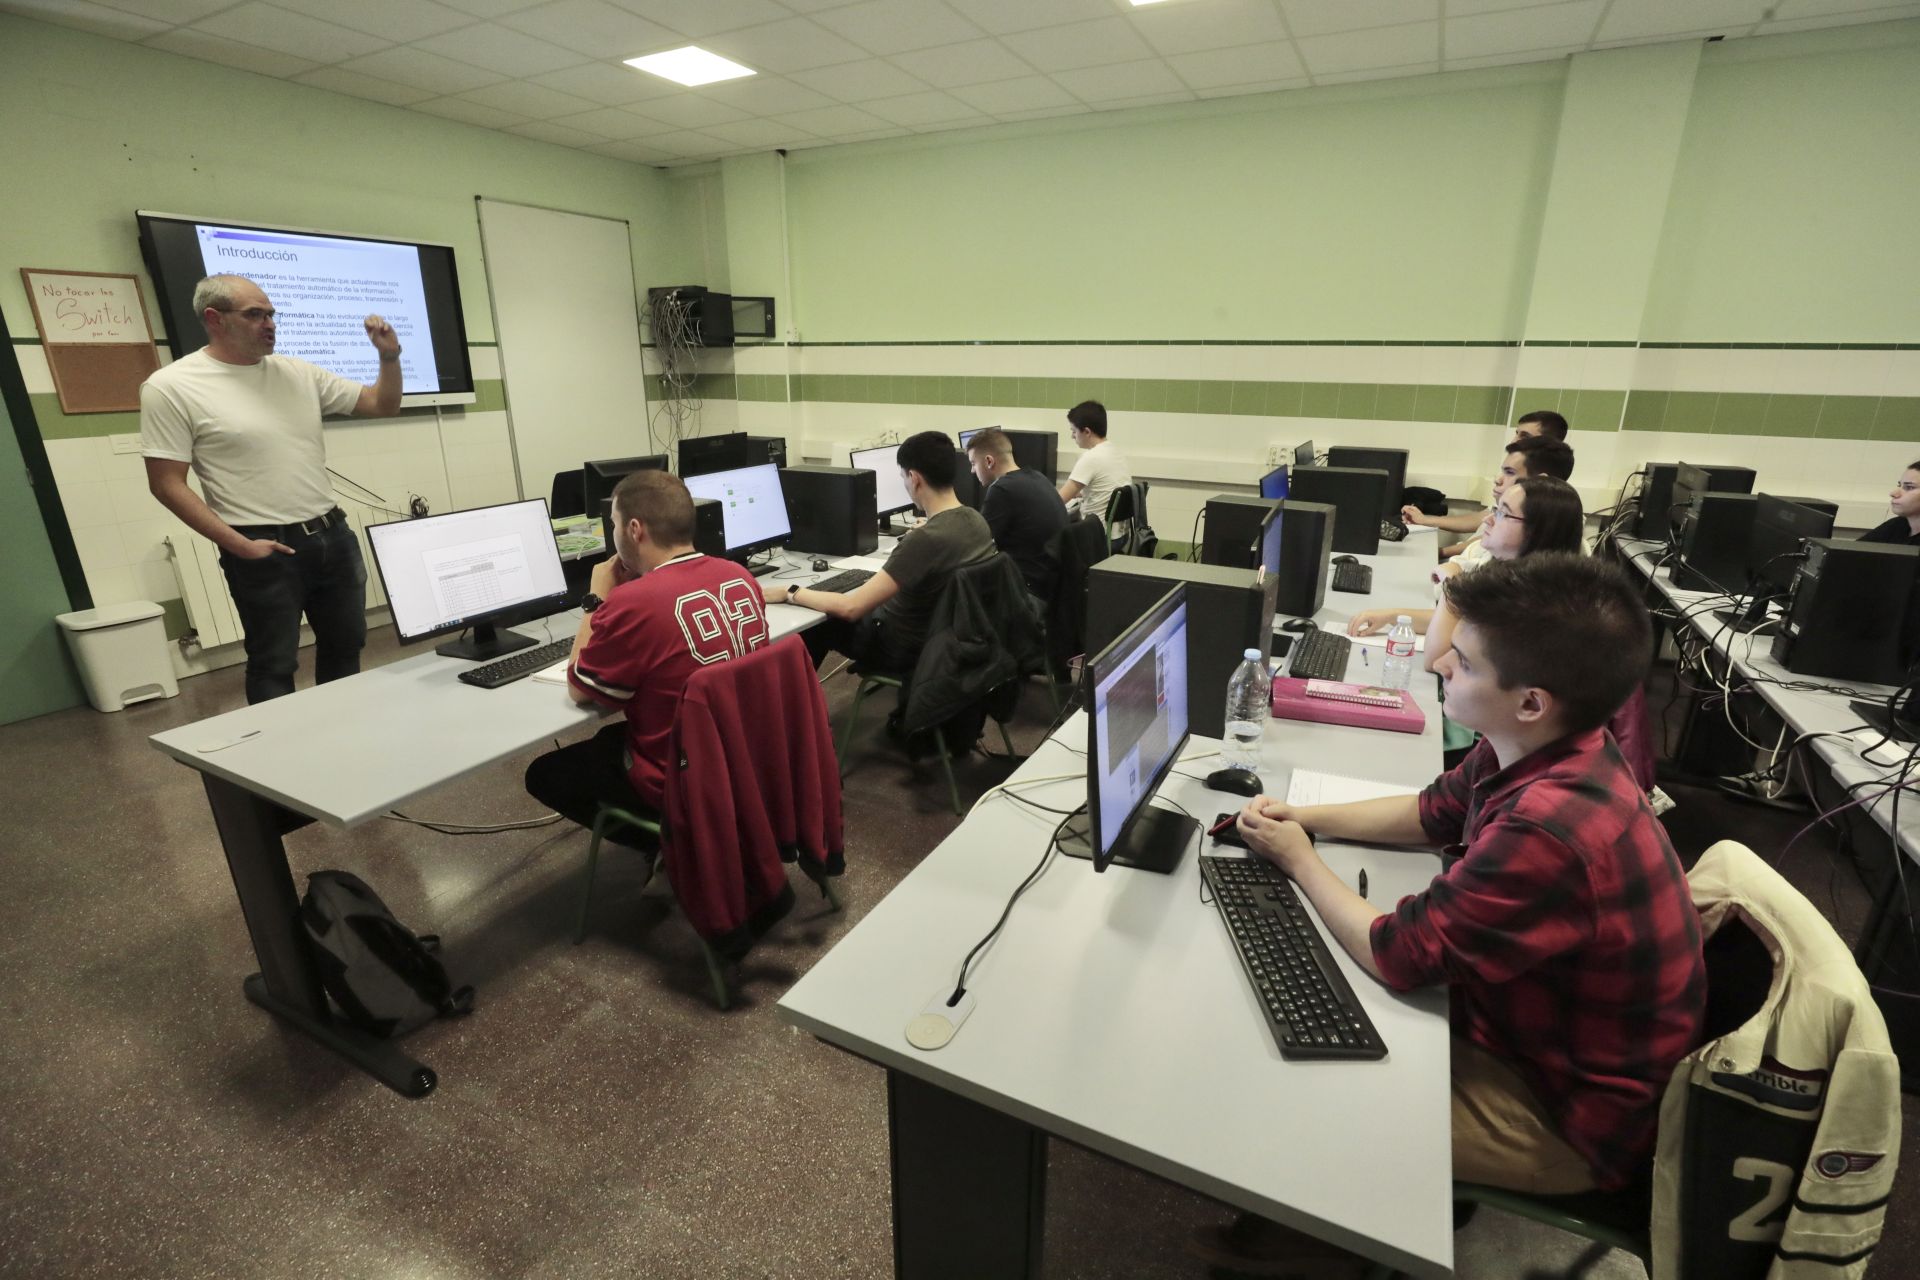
top-left (1357, 869), bottom-right (1368, 899)
top-left (1360, 646), bottom-right (1369, 667)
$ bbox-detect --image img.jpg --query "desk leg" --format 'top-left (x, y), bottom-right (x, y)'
top-left (203, 775), bottom-right (437, 1098)
top-left (887, 1070), bottom-right (1046, 1279)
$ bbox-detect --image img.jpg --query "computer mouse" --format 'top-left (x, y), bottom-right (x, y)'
top-left (1332, 554), bottom-right (1359, 565)
top-left (1278, 618), bottom-right (1318, 634)
top-left (1206, 767), bottom-right (1264, 797)
top-left (810, 556), bottom-right (830, 572)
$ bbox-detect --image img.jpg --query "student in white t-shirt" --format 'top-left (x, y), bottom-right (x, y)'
top-left (1057, 400), bottom-right (1132, 536)
top-left (140, 274), bottom-right (402, 703)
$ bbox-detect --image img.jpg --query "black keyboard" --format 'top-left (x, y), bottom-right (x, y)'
top-left (457, 637), bottom-right (573, 689)
top-left (1286, 629), bottom-right (1353, 681)
top-left (804, 568), bottom-right (875, 596)
top-left (1200, 855), bottom-right (1387, 1061)
top-left (1331, 562), bottom-right (1373, 594)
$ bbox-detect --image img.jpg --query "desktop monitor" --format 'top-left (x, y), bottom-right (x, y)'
top-left (1325, 446), bottom-right (1408, 523)
top-left (1728, 495), bottom-right (1837, 631)
top-left (1293, 440), bottom-right (1316, 469)
top-left (1259, 463), bottom-right (1289, 502)
top-left (1669, 462), bottom-right (1712, 544)
top-left (679, 431), bottom-right (752, 478)
top-left (1254, 503), bottom-right (1284, 639)
top-left (367, 498), bottom-right (570, 661)
top-left (1062, 586), bottom-right (1198, 874)
top-left (848, 443), bottom-right (915, 519)
top-left (582, 454), bottom-right (667, 520)
top-left (958, 428), bottom-right (987, 451)
top-left (681, 462), bottom-right (792, 573)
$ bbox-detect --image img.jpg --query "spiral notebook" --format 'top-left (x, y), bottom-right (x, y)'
top-left (1271, 676), bottom-right (1425, 734)
top-left (1303, 679), bottom-right (1402, 707)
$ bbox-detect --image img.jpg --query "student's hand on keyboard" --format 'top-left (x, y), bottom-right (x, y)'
top-left (1346, 609), bottom-right (1395, 637)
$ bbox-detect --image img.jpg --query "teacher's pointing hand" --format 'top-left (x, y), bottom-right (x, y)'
top-left (364, 315), bottom-right (401, 361)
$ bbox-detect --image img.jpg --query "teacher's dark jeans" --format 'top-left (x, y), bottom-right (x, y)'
top-left (220, 512), bottom-right (367, 704)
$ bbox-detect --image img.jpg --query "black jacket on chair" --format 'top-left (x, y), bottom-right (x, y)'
top-left (1046, 517), bottom-right (1110, 674)
top-left (903, 553), bottom-right (1045, 739)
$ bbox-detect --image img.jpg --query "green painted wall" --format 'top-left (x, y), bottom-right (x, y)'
top-left (0, 14), bottom-right (700, 347)
top-left (1641, 21), bottom-right (1920, 342)
top-left (782, 69), bottom-right (1564, 342)
top-left (1519, 42), bottom-right (1701, 342)
top-left (721, 152), bottom-right (790, 321)
top-left (0, 389), bottom-right (84, 725)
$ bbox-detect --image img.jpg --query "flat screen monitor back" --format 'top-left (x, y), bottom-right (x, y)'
top-left (679, 432), bottom-right (751, 477)
top-left (1293, 440), bottom-right (1315, 468)
top-left (582, 454), bottom-right (667, 518)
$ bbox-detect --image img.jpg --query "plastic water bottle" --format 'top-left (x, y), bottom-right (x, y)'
top-left (1221, 648), bottom-right (1272, 770)
top-left (1382, 615), bottom-right (1416, 691)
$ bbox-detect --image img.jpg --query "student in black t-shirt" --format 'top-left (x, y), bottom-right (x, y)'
top-left (1858, 461), bottom-right (1920, 547)
top-left (775, 431), bottom-right (995, 671)
top-left (966, 427), bottom-right (1068, 602)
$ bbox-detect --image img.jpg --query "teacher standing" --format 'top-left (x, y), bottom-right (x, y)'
top-left (140, 273), bottom-right (402, 703)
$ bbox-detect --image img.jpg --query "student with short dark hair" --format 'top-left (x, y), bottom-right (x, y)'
top-left (1058, 399), bottom-right (1132, 533)
top-left (525, 470), bottom-right (770, 841)
top-left (1858, 462), bottom-right (1920, 547)
top-left (1442, 434), bottom-right (1576, 561)
top-left (774, 431), bottom-right (995, 670)
top-left (1512, 408), bottom-right (1569, 441)
top-left (1193, 554), bottom-right (1705, 1275)
top-left (1402, 413), bottom-right (1572, 534)
top-left (967, 427), bottom-right (1067, 599)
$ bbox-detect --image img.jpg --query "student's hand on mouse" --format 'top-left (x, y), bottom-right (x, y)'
top-left (1347, 609), bottom-right (1393, 637)
top-left (1399, 504), bottom-right (1428, 527)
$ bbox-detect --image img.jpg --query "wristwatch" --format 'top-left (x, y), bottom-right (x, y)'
top-left (581, 592), bottom-right (604, 614)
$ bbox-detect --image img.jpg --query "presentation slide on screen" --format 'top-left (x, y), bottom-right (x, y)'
top-left (369, 501), bottom-right (566, 637)
top-left (194, 223), bottom-right (439, 392)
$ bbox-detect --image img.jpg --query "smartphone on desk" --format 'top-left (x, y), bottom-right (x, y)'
top-left (1209, 813), bottom-right (1249, 849)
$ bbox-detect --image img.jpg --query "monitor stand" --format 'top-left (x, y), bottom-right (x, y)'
top-left (436, 621), bottom-right (538, 662)
top-left (1056, 806), bottom-right (1200, 875)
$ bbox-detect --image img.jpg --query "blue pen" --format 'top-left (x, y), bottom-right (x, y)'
top-left (1361, 646), bottom-right (1369, 667)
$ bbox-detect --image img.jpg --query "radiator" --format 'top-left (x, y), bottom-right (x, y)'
top-left (165, 496), bottom-right (390, 650)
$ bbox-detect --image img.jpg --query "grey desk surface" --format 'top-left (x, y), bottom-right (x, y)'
top-left (149, 544), bottom-right (868, 829)
top-left (1617, 536), bottom-right (1919, 865)
top-left (779, 534), bottom-right (1458, 1279)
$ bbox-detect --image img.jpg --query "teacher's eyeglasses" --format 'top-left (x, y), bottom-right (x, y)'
top-left (216, 306), bottom-right (276, 322)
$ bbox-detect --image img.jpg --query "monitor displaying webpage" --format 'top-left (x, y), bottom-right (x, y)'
top-left (683, 463), bottom-right (790, 551)
top-left (848, 445), bottom-right (914, 515)
top-left (368, 499), bottom-right (567, 640)
top-left (1092, 605), bottom-right (1189, 857)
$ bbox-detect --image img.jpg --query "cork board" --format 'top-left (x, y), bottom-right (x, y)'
top-left (19, 269), bottom-right (162, 414)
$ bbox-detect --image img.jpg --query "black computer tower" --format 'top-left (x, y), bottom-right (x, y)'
top-left (747, 435), bottom-right (788, 469)
top-left (1002, 429), bottom-right (1060, 480)
top-left (1673, 493), bottom-right (1840, 593)
top-left (1289, 466), bottom-right (1386, 555)
top-left (781, 465), bottom-right (878, 556)
top-left (951, 450), bottom-right (982, 509)
top-left (692, 497), bottom-right (727, 558)
top-left (678, 431), bottom-right (752, 477)
top-left (1200, 494), bottom-right (1275, 569)
top-left (1634, 462), bottom-right (1757, 540)
top-left (1276, 500), bottom-right (1335, 619)
top-left (1325, 447), bottom-right (1409, 522)
top-left (1087, 557), bottom-right (1274, 738)
top-left (1771, 539), bottom-right (1920, 685)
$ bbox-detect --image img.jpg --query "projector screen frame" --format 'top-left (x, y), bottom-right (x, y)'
top-left (135, 209), bottom-right (478, 409)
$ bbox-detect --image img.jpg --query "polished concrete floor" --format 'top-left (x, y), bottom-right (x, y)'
top-left (0, 632), bottom-right (1912, 1279)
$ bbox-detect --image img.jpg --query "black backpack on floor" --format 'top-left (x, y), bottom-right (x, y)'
top-left (299, 871), bottom-right (474, 1039)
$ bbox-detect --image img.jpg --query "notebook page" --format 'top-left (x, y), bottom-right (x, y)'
top-left (1286, 769), bottom-right (1420, 808)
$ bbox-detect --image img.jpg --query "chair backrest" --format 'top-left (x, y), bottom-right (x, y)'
top-left (1046, 517), bottom-right (1111, 665)
top-left (1104, 481), bottom-right (1153, 555)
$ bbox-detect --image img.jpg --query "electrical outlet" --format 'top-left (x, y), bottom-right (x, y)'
top-left (1265, 442), bottom-right (1286, 469)
top-left (110, 433), bottom-right (142, 455)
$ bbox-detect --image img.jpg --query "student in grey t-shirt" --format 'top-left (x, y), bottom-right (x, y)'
top-left (773, 431), bottom-right (995, 671)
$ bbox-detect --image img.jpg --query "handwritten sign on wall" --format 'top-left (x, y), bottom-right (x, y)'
top-left (20, 268), bottom-right (161, 413)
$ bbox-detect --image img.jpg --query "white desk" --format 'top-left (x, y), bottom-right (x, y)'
top-left (149, 547), bottom-right (853, 1096)
top-left (779, 538), bottom-right (1456, 1279)
top-left (1611, 536), bottom-right (1920, 979)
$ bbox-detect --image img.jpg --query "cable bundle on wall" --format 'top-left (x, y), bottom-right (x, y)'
top-left (646, 287), bottom-right (705, 456)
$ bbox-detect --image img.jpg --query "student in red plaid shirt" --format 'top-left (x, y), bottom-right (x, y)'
top-left (1194, 553), bottom-right (1705, 1276)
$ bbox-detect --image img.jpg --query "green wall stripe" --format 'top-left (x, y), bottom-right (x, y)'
top-left (31, 379), bottom-right (509, 440)
top-left (717, 372), bottom-right (1908, 441)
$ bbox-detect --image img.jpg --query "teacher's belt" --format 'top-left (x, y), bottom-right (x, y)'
top-left (234, 507), bottom-right (348, 538)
